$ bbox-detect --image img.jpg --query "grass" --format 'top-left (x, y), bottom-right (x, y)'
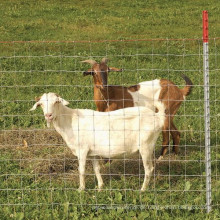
top-left (0, 0), bottom-right (220, 219)
top-left (0, 0), bottom-right (220, 41)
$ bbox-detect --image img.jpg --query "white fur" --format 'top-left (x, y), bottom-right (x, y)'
top-left (128, 79), bottom-right (161, 110)
top-left (30, 92), bottom-right (165, 191)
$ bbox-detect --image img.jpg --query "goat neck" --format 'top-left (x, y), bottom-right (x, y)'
top-left (52, 103), bottom-right (75, 131)
top-left (93, 85), bottom-right (110, 111)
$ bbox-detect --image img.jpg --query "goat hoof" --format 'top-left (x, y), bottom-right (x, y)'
top-left (157, 156), bottom-right (163, 162)
top-left (96, 184), bottom-right (104, 192)
top-left (77, 187), bottom-right (85, 192)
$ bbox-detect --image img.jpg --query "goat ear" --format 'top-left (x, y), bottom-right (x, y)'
top-left (83, 69), bottom-right (94, 76)
top-left (30, 102), bottom-right (40, 111)
top-left (35, 96), bottom-right (41, 102)
top-left (101, 57), bottom-right (108, 64)
top-left (81, 60), bottom-right (97, 65)
top-left (57, 97), bottom-right (69, 106)
top-left (108, 67), bottom-right (123, 72)
top-left (62, 99), bottom-right (69, 106)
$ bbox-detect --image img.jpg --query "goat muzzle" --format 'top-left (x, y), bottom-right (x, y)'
top-left (45, 113), bottom-right (53, 122)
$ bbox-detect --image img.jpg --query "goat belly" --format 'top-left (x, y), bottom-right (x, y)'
top-left (88, 147), bottom-right (138, 159)
top-left (88, 149), bottom-right (127, 158)
top-left (86, 130), bottom-right (143, 158)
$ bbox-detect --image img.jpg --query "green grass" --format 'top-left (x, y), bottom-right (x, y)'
top-left (0, 0), bottom-right (220, 219)
top-left (0, 0), bottom-right (220, 41)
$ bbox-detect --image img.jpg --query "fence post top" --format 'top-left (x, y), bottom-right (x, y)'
top-left (203, 10), bottom-right (209, 43)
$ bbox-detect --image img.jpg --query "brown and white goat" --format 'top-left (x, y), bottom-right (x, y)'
top-left (82, 58), bottom-right (193, 159)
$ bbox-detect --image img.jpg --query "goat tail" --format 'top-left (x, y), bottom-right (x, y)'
top-left (180, 74), bottom-right (193, 96)
top-left (154, 101), bottom-right (166, 128)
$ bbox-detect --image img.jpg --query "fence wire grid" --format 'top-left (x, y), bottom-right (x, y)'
top-left (0, 38), bottom-right (219, 213)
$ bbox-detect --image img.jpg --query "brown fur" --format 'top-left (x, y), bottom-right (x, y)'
top-left (128, 85), bottom-right (140, 92)
top-left (158, 77), bottom-right (193, 157)
top-left (35, 96), bottom-right (41, 102)
top-left (83, 58), bottom-right (193, 158)
top-left (94, 85), bottom-right (134, 112)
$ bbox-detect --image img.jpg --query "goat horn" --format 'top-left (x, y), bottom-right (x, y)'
top-left (101, 57), bottom-right (108, 64)
top-left (81, 59), bottom-right (97, 65)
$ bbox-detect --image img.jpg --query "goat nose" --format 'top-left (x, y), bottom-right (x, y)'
top-left (45, 113), bottom-right (52, 118)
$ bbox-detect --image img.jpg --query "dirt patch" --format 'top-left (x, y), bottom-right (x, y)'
top-left (0, 128), bottom-right (183, 184)
top-left (0, 128), bottom-right (64, 148)
top-left (0, 129), bottom-right (79, 178)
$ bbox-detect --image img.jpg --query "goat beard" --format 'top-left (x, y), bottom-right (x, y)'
top-left (46, 116), bottom-right (56, 128)
top-left (46, 119), bottom-right (52, 128)
top-left (47, 121), bottom-right (51, 128)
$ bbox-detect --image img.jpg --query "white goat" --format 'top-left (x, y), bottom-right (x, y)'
top-left (30, 92), bottom-right (166, 191)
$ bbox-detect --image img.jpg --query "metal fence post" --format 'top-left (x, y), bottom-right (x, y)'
top-left (203, 10), bottom-right (212, 213)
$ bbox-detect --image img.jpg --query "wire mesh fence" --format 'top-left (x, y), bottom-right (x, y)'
top-left (0, 38), bottom-right (219, 214)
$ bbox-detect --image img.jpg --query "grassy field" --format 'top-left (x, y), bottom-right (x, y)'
top-left (0, 0), bottom-right (220, 219)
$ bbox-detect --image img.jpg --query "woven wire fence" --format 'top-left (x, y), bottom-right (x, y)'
top-left (0, 39), bottom-right (219, 213)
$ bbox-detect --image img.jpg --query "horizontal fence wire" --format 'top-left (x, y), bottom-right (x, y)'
top-left (0, 38), bottom-right (219, 213)
top-left (0, 37), bottom-right (219, 44)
